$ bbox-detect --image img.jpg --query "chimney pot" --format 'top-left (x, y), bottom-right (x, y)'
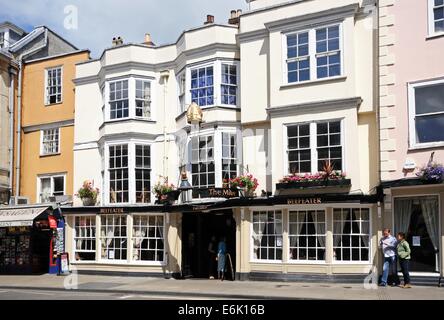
top-left (205, 15), bottom-right (214, 24)
top-left (237, 9), bottom-right (242, 17)
top-left (231, 10), bottom-right (237, 19)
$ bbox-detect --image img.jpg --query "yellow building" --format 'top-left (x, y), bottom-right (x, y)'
top-left (18, 50), bottom-right (90, 204)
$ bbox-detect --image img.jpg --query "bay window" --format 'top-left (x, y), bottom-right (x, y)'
top-left (289, 210), bottom-right (326, 261)
top-left (106, 77), bottom-right (153, 121)
top-left (252, 210), bottom-right (283, 261)
top-left (107, 142), bottom-right (152, 205)
top-left (191, 66), bottom-right (214, 106)
top-left (287, 120), bottom-right (343, 174)
top-left (333, 208), bottom-right (370, 262)
top-left (191, 135), bottom-right (215, 197)
top-left (74, 216), bottom-right (96, 261)
top-left (222, 133), bottom-right (238, 182)
top-left (408, 78), bottom-right (444, 147)
top-left (285, 24), bottom-right (342, 84)
top-left (221, 64), bottom-right (238, 105)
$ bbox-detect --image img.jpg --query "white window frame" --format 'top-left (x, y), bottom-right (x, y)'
top-left (105, 76), bottom-right (155, 122)
top-left (250, 210), bottom-right (284, 263)
top-left (428, 0), bottom-right (444, 36)
top-left (288, 209), bottom-right (327, 263)
top-left (40, 128), bottom-right (60, 156)
top-left (135, 79), bottom-right (152, 119)
top-left (187, 127), bottom-right (241, 192)
top-left (37, 173), bottom-right (66, 203)
top-left (184, 60), bottom-right (240, 110)
top-left (99, 214), bottom-right (129, 262)
top-left (408, 77), bottom-right (444, 149)
top-left (332, 207), bottom-right (371, 264)
top-left (177, 71), bottom-right (187, 114)
top-left (73, 215), bottom-right (97, 262)
top-left (45, 66), bottom-right (63, 105)
top-left (104, 140), bottom-right (154, 205)
top-left (282, 23), bottom-right (344, 85)
top-left (283, 119), bottom-right (345, 176)
top-left (130, 213), bottom-right (166, 265)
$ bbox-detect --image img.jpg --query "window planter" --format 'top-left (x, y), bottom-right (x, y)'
top-left (276, 179), bottom-right (351, 190)
top-left (155, 190), bottom-right (181, 205)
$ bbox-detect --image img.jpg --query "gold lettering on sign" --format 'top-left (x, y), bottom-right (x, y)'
top-left (287, 198), bottom-right (322, 205)
top-left (100, 208), bottom-right (125, 214)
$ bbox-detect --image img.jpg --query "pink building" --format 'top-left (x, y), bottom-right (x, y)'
top-left (379, 0), bottom-right (444, 281)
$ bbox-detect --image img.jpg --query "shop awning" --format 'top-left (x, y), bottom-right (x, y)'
top-left (0, 206), bottom-right (50, 227)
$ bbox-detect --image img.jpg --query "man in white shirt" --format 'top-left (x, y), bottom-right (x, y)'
top-left (379, 228), bottom-right (400, 286)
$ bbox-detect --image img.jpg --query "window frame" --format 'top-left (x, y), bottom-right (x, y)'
top-left (220, 62), bottom-right (239, 107)
top-left (44, 66), bottom-right (63, 105)
top-left (283, 23), bottom-right (344, 85)
top-left (408, 77), bottom-right (444, 149)
top-left (288, 210), bottom-right (327, 263)
top-left (37, 173), bottom-right (66, 203)
top-left (73, 215), bottom-right (97, 262)
top-left (105, 141), bottom-right (154, 205)
top-left (284, 119), bottom-right (345, 176)
top-left (250, 210), bottom-right (284, 263)
top-left (428, 0), bottom-right (444, 36)
top-left (135, 79), bottom-right (152, 119)
top-left (99, 214), bottom-right (128, 262)
top-left (40, 127), bottom-right (60, 156)
top-left (105, 76), bottom-right (155, 122)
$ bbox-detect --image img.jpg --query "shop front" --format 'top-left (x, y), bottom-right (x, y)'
top-left (0, 205), bottom-right (62, 274)
top-left (382, 179), bottom-right (444, 283)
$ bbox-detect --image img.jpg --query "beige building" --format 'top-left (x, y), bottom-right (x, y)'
top-left (63, 0), bottom-right (386, 283)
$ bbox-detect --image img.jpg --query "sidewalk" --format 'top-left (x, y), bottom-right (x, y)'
top-left (0, 274), bottom-right (443, 300)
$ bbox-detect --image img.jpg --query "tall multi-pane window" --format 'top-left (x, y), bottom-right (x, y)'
top-left (109, 144), bottom-right (129, 203)
top-left (333, 208), bottom-right (370, 262)
top-left (41, 128), bottom-right (60, 155)
top-left (100, 215), bottom-right (127, 260)
top-left (221, 133), bottom-right (237, 183)
top-left (74, 216), bottom-right (96, 261)
top-left (135, 145), bottom-right (151, 203)
top-left (178, 73), bottom-right (186, 113)
top-left (430, 0), bottom-right (444, 34)
top-left (191, 66), bottom-right (214, 106)
top-left (286, 31), bottom-right (310, 83)
top-left (109, 80), bottom-right (129, 119)
top-left (289, 210), bottom-right (326, 261)
top-left (46, 67), bottom-right (62, 104)
top-left (287, 121), bottom-right (343, 174)
top-left (252, 211), bottom-right (283, 261)
top-left (287, 123), bottom-right (311, 174)
top-left (316, 25), bottom-right (341, 79)
top-left (316, 121), bottom-right (342, 171)
top-left (191, 135), bottom-right (215, 196)
top-left (409, 80), bottom-right (444, 146)
top-left (132, 215), bottom-right (164, 262)
top-left (39, 175), bottom-right (64, 203)
top-left (135, 80), bottom-right (151, 118)
top-left (221, 64), bottom-right (237, 105)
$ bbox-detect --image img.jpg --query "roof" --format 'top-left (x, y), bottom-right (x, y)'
top-left (0, 21), bottom-right (27, 35)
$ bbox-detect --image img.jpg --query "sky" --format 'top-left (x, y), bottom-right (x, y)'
top-left (0, 0), bottom-right (247, 58)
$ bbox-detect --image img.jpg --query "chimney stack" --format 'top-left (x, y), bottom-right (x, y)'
top-left (204, 15), bottom-right (214, 25)
top-left (112, 36), bottom-right (123, 46)
top-left (228, 9), bottom-right (242, 25)
top-left (143, 33), bottom-right (155, 46)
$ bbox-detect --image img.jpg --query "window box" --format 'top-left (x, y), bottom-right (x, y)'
top-left (276, 178), bottom-right (351, 190)
top-left (155, 190), bottom-right (181, 205)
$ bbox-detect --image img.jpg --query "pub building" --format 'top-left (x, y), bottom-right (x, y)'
top-left (0, 204), bottom-right (64, 274)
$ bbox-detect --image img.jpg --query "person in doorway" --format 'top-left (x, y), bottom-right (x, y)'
top-left (208, 235), bottom-right (217, 279)
top-left (216, 236), bottom-right (227, 281)
top-left (379, 228), bottom-right (400, 286)
top-left (397, 232), bottom-right (412, 288)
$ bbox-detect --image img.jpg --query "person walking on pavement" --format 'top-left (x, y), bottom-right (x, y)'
top-left (397, 232), bottom-right (412, 288)
top-left (379, 228), bottom-right (400, 286)
top-left (216, 236), bottom-right (227, 281)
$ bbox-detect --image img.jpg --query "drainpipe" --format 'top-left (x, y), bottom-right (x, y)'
top-left (160, 70), bottom-right (170, 178)
top-left (8, 66), bottom-right (16, 196)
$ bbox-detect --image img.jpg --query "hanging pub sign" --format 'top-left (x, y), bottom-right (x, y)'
top-left (287, 197), bottom-right (322, 205)
top-left (193, 188), bottom-right (239, 199)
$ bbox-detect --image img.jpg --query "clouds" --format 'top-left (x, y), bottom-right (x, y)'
top-left (0, 0), bottom-right (246, 57)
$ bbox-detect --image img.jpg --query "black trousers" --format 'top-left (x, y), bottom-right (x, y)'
top-left (399, 258), bottom-right (411, 284)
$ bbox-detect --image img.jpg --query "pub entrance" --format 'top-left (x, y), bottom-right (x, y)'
top-left (181, 210), bottom-right (236, 279)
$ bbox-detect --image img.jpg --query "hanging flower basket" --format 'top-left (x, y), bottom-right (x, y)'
top-left (416, 162), bottom-right (444, 184)
top-left (153, 178), bottom-right (179, 205)
top-left (76, 180), bottom-right (99, 206)
top-left (229, 174), bottom-right (259, 198)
